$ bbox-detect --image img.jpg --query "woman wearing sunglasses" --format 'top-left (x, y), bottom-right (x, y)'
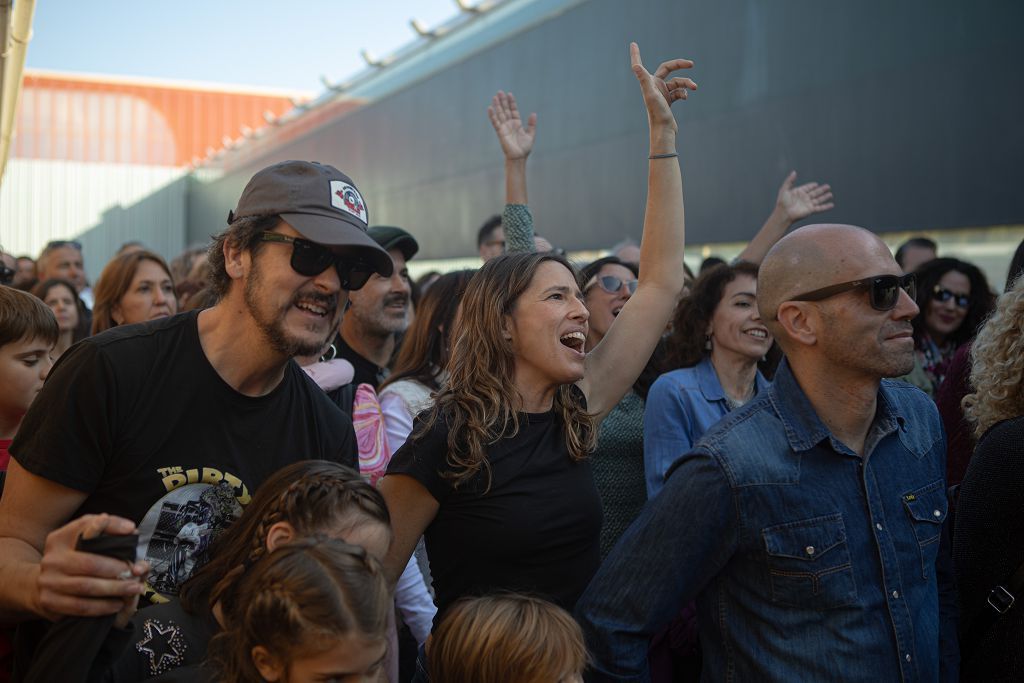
top-left (900, 257), bottom-right (993, 397)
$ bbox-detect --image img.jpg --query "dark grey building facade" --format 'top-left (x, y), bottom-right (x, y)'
top-left (188, 0), bottom-right (1023, 260)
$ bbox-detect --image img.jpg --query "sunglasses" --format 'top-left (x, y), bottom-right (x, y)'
top-left (585, 274), bottom-right (638, 296)
top-left (259, 232), bottom-right (376, 291)
top-left (789, 273), bottom-right (916, 312)
top-left (931, 285), bottom-right (970, 309)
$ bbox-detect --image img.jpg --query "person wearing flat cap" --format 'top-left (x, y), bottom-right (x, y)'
top-left (334, 225), bottom-right (419, 394)
top-left (0, 161), bottom-right (394, 658)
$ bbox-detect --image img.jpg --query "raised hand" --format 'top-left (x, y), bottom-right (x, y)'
top-left (630, 42), bottom-right (696, 134)
top-left (488, 91), bottom-right (537, 161)
top-left (776, 171), bottom-right (835, 221)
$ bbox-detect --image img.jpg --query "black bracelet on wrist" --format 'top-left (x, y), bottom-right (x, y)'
top-left (648, 152), bottom-right (678, 160)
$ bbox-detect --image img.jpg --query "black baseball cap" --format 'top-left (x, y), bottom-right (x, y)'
top-left (368, 226), bottom-right (419, 262)
top-left (230, 160), bottom-right (393, 277)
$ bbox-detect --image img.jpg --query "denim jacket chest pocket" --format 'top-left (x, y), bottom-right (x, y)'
top-left (901, 478), bottom-right (947, 579)
top-left (762, 512), bottom-right (858, 609)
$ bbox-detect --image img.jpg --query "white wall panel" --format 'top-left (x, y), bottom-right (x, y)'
top-left (0, 159), bottom-right (188, 278)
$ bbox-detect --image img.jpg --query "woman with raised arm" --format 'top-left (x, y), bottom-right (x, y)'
top-left (380, 44), bottom-right (693, 654)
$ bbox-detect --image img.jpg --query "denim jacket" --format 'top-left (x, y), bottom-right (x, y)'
top-left (577, 360), bottom-right (959, 682)
top-left (643, 358), bottom-right (769, 498)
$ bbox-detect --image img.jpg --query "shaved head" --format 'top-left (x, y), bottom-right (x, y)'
top-left (758, 224), bottom-right (895, 328)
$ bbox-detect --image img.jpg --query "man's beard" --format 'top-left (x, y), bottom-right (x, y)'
top-left (356, 292), bottom-right (411, 336)
top-left (244, 267), bottom-right (339, 357)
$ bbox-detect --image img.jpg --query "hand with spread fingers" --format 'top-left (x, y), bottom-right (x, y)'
top-left (36, 513), bottom-right (148, 621)
top-left (488, 90), bottom-right (537, 162)
top-left (777, 170), bottom-right (835, 222)
top-left (630, 42), bottom-right (697, 133)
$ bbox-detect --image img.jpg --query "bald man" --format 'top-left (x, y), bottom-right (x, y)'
top-left (577, 224), bottom-right (958, 682)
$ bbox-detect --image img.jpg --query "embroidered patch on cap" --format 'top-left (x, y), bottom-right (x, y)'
top-left (330, 180), bottom-right (368, 224)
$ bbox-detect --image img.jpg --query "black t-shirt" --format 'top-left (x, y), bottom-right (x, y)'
top-left (386, 403), bottom-right (603, 626)
top-left (12, 310), bottom-right (357, 598)
top-left (334, 335), bottom-right (387, 389)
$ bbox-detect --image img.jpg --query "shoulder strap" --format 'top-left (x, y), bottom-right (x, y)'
top-left (960, 553), bottom-right (1024, 659)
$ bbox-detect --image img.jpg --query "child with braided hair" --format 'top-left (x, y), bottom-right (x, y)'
top-left (212, 538), bottom-right (391, 683)
top-left (27, 460), bottom-right (391, 682)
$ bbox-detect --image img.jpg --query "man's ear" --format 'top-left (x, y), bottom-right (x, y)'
top-left (265, 521), bottom-right (296, 553)
top-left (775, 301), bottom-right (818, 347)
top-left (251, 646), bottom-right (283, 682)
top-left (223, 238), bottom-right (247, 280)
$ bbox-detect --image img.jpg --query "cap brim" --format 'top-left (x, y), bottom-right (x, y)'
top-left (281, 213), bottom-right (394, 277)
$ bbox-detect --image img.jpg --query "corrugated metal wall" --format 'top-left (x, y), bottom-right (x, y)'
top-left (0, 72), bottom-right (304, 269)
top-left (188, 0), bottom-right (1024, 259)
top-left (0, 159), bottom-right (187, 277)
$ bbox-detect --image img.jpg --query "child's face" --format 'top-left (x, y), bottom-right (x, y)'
top-left (256, 635), bottom-right (387, 683)
top-left (0, 336), bottom-right (53, 427)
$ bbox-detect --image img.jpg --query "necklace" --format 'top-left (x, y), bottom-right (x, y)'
top-left (724, 382), bottom-right (756, 411)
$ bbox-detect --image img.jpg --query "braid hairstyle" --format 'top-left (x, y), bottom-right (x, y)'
top-left (210, 538), bottom-right (391, 683)
top-left (179, 460), bottom-right (390, 615)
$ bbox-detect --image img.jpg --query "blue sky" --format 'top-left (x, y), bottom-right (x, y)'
top-left (27, 0), bottom-right (460, 93)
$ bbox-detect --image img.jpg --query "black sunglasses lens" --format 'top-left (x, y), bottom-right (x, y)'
top-left (903, 275), bottom-right (916, 302)
top-left (871, 277), bottom-right (900, 310)
top-left (338, 263), bottom-right (375, 291)
top-left (289, 240), bottom-right (333, 277)
top-left (871, 275), bottom-right (915, 311)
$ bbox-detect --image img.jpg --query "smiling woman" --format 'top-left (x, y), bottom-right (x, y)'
top-left (91, 250), bottom-right (178, 335)
top-left (378, 44), bottom-right (692, 675)
top-left (644, 261), bottom-right (775, 498)
top-left (900, 257), bottom-right (994, 397)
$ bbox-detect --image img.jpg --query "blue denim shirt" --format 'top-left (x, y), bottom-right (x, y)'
top-left (578, 360), bottom-right (959, 682)
top-left (643, 357), bottom-right (769, 498)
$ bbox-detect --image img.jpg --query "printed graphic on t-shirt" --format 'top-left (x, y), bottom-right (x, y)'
top-left (135, 617), bottom-right (187, 677)
top-left (137, 466), bottom-right (249, 599)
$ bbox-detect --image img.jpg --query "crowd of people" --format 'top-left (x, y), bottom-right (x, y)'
top-left (0, 42), bottom-right (1022, 682)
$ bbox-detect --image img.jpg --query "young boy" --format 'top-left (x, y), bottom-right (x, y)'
top-left (0, 286), bottom-right (58, 490)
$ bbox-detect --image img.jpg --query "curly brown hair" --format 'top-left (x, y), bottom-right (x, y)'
top-left (664, 261), bottom-right (760, 370)
top-left (963, 276), bottom-right (1024, 438)
top-left (205, 214), bottom-right (281, 300)
top-left (414, 252), bottom-right (596, 489)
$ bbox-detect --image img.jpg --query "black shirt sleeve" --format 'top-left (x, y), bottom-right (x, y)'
top-left (11, 340), bottom-right (119, 492)
top-left (385, 418), bottom-right (453, 503)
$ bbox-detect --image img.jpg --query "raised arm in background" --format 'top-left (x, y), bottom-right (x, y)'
top-left (735, 170), bottom-right (834, 265)
top-left (580, 42), bottom-right (695, 422)
top-left (488, 90), bottom-right (537, 253)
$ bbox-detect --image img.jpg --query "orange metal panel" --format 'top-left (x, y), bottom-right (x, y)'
top-left (15, 72), bottom-right (300, 166)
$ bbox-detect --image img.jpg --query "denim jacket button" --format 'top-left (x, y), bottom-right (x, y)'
top-left (933, 509), bottom-right (941, 517)
top-left (905, 654), bottom-right (912, 662)
top-left (876, 523), bottom-right (883, 531)
top-left (805, 546), bottom-right (815, 556)
top-left (892, 590), bottom-right (899, 599)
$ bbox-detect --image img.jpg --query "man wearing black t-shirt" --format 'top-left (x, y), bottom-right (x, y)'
top-left (334, 225), bottom-right (418, 395)
top-left (0, 161), bottom-right (393, 627)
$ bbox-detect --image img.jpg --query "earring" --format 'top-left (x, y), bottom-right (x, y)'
top-left (705, 335), bottom-right (712, 351)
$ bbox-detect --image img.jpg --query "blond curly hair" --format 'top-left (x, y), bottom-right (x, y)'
top-left (963, 276), bottom-right (1024, 438)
